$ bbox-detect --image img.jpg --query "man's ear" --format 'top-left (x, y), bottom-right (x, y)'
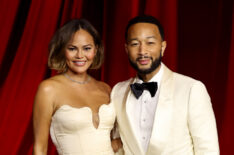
top-left (125, 43), bottom-right (129, 54)
top-left (161, 41), bottom-right (167, 56)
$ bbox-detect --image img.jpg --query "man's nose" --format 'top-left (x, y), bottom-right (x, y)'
top-left (138, 43), bottom-right (147, 55)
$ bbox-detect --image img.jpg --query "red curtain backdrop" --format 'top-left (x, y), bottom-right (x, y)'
top-left (0, 0), bottom-right (233, 154)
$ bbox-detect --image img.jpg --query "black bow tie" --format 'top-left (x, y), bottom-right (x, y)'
top-left (130, 82), bottom-right (158, 99)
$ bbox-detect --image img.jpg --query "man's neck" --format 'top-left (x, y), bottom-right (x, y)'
top-left (138, 64), bottom-right (161, 82)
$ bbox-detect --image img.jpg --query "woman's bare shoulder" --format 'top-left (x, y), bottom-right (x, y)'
top-left (95, 80), bottom-right (111, 94)
top-left (37, 75), bottom-right (64, 94)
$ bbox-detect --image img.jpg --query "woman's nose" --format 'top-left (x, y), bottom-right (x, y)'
top-left (75, 50), bottom-right (84, 58)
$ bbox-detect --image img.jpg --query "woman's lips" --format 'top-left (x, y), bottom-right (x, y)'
top-left (73, 61), bottom-right (86, 66)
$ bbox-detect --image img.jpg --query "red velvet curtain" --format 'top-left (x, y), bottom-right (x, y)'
top-left (0, 0), bottom-right (233, 154)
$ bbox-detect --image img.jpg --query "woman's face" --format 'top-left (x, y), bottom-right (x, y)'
top-left (65, 29), bottom-right (96, 74)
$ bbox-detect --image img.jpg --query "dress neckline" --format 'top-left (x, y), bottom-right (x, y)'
top-left (53, 103), bottom-right (112, 129)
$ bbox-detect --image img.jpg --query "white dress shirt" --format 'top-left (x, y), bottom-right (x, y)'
top-left (127, 64), bottom-right (163, 152)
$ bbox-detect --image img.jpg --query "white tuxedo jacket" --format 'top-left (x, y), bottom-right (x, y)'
top-left (111, 64), bottom-right (219, 155)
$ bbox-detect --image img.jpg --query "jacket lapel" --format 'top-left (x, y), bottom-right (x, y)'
top-left (147, 64), bottom-right (174, 154)
top-left (118, 78), bottom-right (145, 155)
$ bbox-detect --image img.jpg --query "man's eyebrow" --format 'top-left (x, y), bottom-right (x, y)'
top-left (129, 36), bottom-right (156, 41)
top-left (146, 36), bottom-right (156, 39)
top-left (128, 38), bottom-right (138, 42)
top-left (127, 36), bottom-right (156, 42)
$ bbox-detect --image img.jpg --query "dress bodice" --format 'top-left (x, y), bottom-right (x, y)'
top-left (50, 103), bottom-right (116, 155)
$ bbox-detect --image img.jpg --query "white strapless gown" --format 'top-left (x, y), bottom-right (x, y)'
top-left (50, 102), bottom-right (116, 155)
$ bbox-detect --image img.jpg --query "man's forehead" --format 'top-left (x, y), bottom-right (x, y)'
top-left (128, 36), bottom-right (156, 42)
top-left (128, 22), bottom-right (159, 30)
top-left (128, 24), bottom-right (159, 35)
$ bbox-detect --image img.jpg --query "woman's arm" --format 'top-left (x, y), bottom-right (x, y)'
top-left (33, 81), bottom-right (55, 155)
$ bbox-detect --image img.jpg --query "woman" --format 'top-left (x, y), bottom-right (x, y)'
top-left (33, 19), bottom-right (121, 155)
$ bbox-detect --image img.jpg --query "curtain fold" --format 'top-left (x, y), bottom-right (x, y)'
top-left (0, 0), bottom-right (20, 63)
top-left (102, 0), bottom-right (140, 86)
top-left (0, 0), bottom-right (233, 154)
top-left (145, 0), bottom-right (178, 70)
top-left (60, 0), bottom-right (83, 25)
top-left (0, 0), bottom-right (62, 154)
top-left (219, 6), bottom-right (234, 153)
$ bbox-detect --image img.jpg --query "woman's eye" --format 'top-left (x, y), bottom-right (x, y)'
top-left (68, 47), bottom-right (76, 51)
top-left (84, 47), bottom-right (91, 51)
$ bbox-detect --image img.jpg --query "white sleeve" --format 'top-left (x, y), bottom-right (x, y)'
top-left (188, 81), bottom-right (219, 155)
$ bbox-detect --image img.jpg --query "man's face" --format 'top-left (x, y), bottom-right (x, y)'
top-left (125, 23), bottom-right (166, 74)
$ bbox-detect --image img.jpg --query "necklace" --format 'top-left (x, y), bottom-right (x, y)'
top-left (64, 73), bottom-right (91, 84)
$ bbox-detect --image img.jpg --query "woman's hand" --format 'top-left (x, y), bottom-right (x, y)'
top-left (111, 138), bottom-right (123, 153)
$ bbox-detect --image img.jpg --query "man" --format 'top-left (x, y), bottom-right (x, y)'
top-left (111, 15), bottom-right (219, 155)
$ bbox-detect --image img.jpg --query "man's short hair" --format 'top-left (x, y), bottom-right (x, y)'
top-left (125, 15), bottom-right (165, 41)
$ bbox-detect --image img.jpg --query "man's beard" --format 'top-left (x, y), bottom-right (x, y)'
top-left (128, 53), bottom-right (162, 75)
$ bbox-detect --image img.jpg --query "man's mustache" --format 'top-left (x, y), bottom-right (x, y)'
top-left (136, 55), bottom-right (153, 61)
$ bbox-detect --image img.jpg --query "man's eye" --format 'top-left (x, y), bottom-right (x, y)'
top-left (130, 43), bottom-right (139, 46)
top-left (148, 42), bottom-right (155, 45)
